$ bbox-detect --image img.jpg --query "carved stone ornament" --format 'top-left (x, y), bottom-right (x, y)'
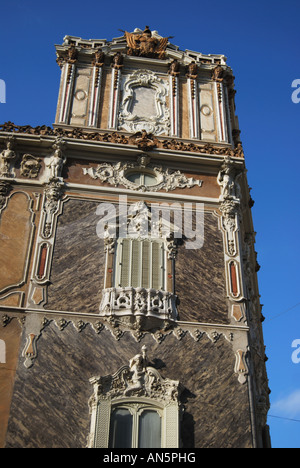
top-left (20, 154), bottom-right (42, 178)
top-left (89, 346), bottom-right (182, 403)
top-left (122, 26), bottom-right (171, 60)
top-left (129, 130), bottom-right (159, 151)
top-left (118, 69), bottom-right (170, 135)
top-left (44, 178), bottom-right (65, 215)
top-left (83, 157), bottom-right (202, 193)
top-left (0, 180), bottom-right (12, 211)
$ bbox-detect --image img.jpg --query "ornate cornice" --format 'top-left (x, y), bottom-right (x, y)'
top-left (0, 123), bottom-right (244, 158)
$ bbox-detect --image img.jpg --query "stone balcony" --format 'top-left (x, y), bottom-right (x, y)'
top-left (99, 287), bottom-right (178, 325)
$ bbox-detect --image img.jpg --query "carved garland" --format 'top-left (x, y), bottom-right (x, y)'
top-left (83, 156), bottom-right (202, 193)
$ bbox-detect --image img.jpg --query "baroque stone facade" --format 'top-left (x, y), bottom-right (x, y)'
top-left (0, 27), bottom-right (270, 448)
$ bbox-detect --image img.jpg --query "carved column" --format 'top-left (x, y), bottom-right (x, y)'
top-left (169, 60), bottom-right (180, 137)
top-left (108, 52), bottom-right (123, 130)
top-left (57, 45), bottom-right (77, 124)
top-left (212, 65), bottom-right (229, 143)
top-left (186, 62), bottom-right (199, 139)
top-left (88, 49), bottom-right (105, 127)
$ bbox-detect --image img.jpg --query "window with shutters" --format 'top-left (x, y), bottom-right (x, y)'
top-left (114, 237), bottom-right (166, 291)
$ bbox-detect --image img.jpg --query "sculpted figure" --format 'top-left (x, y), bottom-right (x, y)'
top-left (47, 142), bottom-right (66, 180)
top-left (0, 139), bottom-right (17, 177)
top-left (217, 157), bottom-right (236, 200)
top-left (124, 346), bottom-right (148, 396)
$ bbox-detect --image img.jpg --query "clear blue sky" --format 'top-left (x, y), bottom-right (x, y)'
top-left (1, 0), bottom-right (299, 448)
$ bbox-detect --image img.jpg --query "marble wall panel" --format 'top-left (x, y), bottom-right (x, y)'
top-left (47, 198), bottom-right (105, 314)
top-left (0, 192), bottom-right (35, 294)
top-left (175, 211), bottom-right (228, 324)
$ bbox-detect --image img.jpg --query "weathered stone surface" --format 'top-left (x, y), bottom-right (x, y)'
top-left (5, 322), bottom-right (252, 448)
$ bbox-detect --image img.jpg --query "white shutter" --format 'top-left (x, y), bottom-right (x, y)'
top-left (120, 239), bottom-right (131, 287)
top-left (142, 240), bottom-right (151, 288)
top-left (115, 238), bottom-right (165, 290)
top-left (131, 239), bottom-right (141, 288)
top-left (152, 241), bottom-right (164, 290)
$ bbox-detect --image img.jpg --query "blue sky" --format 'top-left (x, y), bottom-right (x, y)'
top-left (1, 0), bottom-right (299, 448)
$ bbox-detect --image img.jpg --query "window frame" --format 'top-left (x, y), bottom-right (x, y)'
top-left (88, 395), bottom-right (180, 449)
top-left (109, 401), bottom-right (163, 449)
